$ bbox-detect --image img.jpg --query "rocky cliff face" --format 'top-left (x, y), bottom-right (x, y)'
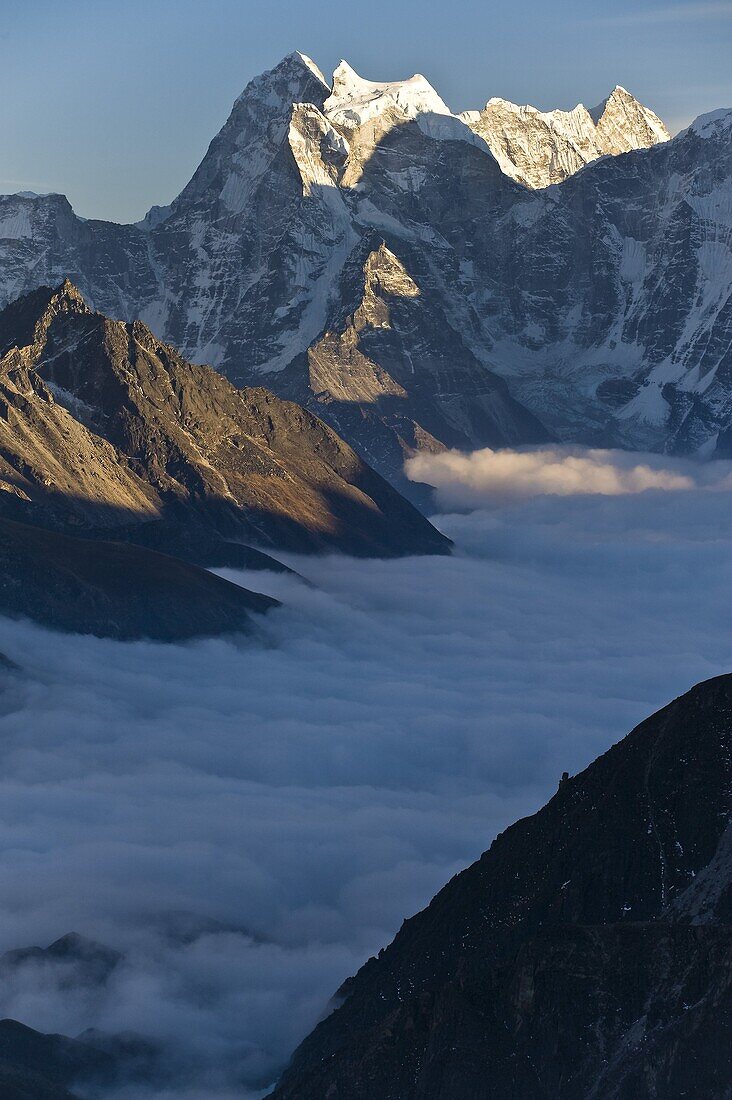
top-left (460, 85), bottom-right (669, 188)
top-left (3, 53), bottom-right (722, 485)
top-left (0, 281), bottom-right (449, 560)
top-left (270, 674), bottom-right (732, 1099)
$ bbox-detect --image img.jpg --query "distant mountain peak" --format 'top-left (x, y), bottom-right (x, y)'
top-left (283, 50), bottom-right (328, 84)
top-left (331, 58), bottom-right (362, 87)
top-left (589, 83), bottom-right (670, 150)
top-left (234, 49), bottom-right (329, 105)
top-left (686, 106), bottom-right (732, 137)
top-left (461, 84), bottom-right (669, 187)
top-left (324, 60), bottom-right (450, 130)
top-left (164, 50), bottom-right (330, 218)
top-left (590, 83), bottom-right (650, 114)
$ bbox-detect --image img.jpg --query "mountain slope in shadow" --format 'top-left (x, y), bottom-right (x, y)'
top-left (271, 674), bottom-right (732, 1099)
top-left (0, 515), bottom-right (278, 640)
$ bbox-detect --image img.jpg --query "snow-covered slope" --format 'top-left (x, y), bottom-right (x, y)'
top-left (323, 60), bottom-right (451, 130)
top-left (0, 53), bottom-right (728, 483)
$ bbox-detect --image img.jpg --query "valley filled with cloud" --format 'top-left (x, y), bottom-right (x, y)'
top-left (0, 451), bottom-right (728, 1097)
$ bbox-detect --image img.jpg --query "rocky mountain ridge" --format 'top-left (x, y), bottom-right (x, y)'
top-left (0, 54), bottom-right (729, 482)
top-left (0, 279), bottom-right (447, 638)
top-left (271, 673), bottom-right (732, 1099)
top-left (460, 84), bottom-right (670, 187)
top-left (0, 280), bottom-right (448, 560)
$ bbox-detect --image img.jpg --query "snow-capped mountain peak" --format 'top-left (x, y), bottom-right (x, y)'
top-left (685, 106), bottom-right (732, 138)
top-left (0, 51), bottom-right (729, 483)
top-left (155, 50), bottom-right (330, 219)
top-left (232, 50), bottom-right (329, 109)
top-left (589, 84), bottom-right (670, 153)
top-left (324, 60), bottom-right (451, 130)
top-left (285, 50), bottom-right (328, 86)
top-left (460, 85), bottom-right (669, 187)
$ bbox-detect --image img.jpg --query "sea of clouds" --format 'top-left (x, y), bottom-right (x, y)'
top-left (0, 447), bottom-right (728, 1097)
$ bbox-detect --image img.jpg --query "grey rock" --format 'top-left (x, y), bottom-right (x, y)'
top-left (0, 55), bottom-right (729, 479)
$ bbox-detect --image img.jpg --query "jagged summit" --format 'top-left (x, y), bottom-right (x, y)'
top-left (590, 83), bottom-right (670, 152)
top-left (2, 53), bottom-right (728, 474)
top-left (158, 50), bottom-right (330, 218)
top-left (233, 49), bottom-right (329, 106)
top-left (272, 674), bottom-right (732, 1098)
top-left (0, 278), bottom-right (90, 359)
top-left (460, 84), bottom-right (670, 187)
top-left (284, 50), bottom-right (328, 86)
top-left (149, 52), bottom-right (670, 223)
top-left (588, 83), bottom-right (630, 123)
top-left (323, 60), bottom-right (451, 130)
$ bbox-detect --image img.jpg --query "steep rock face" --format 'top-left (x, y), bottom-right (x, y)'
top-left (0, 54), bottom-right (729, 474)
top-left (0, 282), bottom-right (449, 558)
top-left (491, 109), bottom-right (732, 454)
top-left (291, 239), bottom-right (549, 480)
top-left (271, 674), bottom-right (732, 1099)
top-left (461, 85), bottom-right (669, 188)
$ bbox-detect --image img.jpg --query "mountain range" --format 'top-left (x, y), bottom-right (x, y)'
top-left (0, 48), bottom-right (730, 1098)
top-left (0, 279), bottom-right (447, 638)
top-left (0, 53), bottom-right (730, 487)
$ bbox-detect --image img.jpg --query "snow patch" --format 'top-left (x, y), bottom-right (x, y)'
top-left (619, 238), bottom-right (647, 283)
top-left (324, 60), bottom-right (451, 130)
top-left (685, 108), bottom-right (732, 139)
top-left (0, 208), bottom-right (33, 239)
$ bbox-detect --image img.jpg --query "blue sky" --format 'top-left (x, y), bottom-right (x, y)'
top-left (1, 0), bottom-right (730, 222)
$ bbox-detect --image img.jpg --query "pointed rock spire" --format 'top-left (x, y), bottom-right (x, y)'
top-left (591, 85), bottom-right (670, 151)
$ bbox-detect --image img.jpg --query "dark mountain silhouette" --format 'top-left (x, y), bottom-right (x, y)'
top-left (0, 933), bottom-right (122, 989)
top-left (0, 515), bottom-right (278, 640)
top-left (0, 1019), bottom-right (114, 1100)
top-left (271, 674), bottom-right (732, 1099)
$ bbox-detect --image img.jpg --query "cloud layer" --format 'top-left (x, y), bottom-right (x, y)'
top-left (0, 466), bottom-right (728, 1095)
top-left (406, 445), bottom-right (732, 507)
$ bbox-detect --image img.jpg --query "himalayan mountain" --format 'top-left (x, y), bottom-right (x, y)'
top-left (271, 673), bottom-right (732, 1100)
top-left (0, 52), bottom-right (730, 490)
top-left (0, 280), bottom-right (447, 639)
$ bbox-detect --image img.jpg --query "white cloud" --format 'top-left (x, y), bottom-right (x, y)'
top-left (406, 445), bottom-right (732, 507)
top-left (0, 470), bottom-right (729, 1094)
